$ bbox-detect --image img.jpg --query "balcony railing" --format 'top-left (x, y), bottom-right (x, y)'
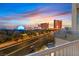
top-left (28, 39), bottom-right (79, 56)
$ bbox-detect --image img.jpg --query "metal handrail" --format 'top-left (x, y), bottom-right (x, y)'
top-left (28, 40), bottom-right (79, 56)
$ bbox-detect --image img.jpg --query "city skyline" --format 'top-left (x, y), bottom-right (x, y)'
top-left (0, 3), bottom-right (72, 29)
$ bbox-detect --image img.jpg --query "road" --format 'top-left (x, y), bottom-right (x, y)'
top-left (0, 39), bottom-right (33, 56)
top-left (0, 33), bottom-right (69, 56)
top-left (0, 33), bottom-right (55, 56)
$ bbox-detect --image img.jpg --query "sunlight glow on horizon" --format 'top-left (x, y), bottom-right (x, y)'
top-left (0, 3), bottom-right (72, 29)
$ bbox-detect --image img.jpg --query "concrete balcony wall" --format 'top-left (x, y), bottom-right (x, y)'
top-left (72, 3), bottom-right (79, 32)
top-left (72, 3), bottom-right (77, 32)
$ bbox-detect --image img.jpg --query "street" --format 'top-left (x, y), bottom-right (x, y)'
top-left (0, 32), bottom-right (55, 56)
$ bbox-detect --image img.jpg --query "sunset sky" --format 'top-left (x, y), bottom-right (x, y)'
top-left (0, 3), bottom-right (72, 29)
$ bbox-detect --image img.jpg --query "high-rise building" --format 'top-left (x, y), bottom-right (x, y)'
top-left (54, 20), bottom-right (62, 29)
top-left (39, 23), bottom-right (49, 29)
